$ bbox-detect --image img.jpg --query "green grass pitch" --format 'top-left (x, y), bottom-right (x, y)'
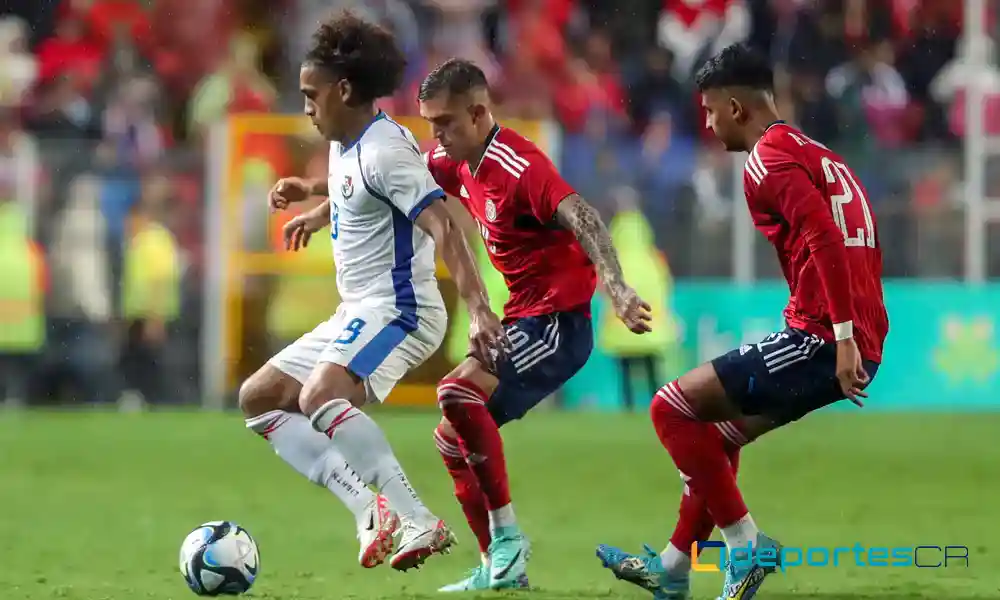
top-left (0, 409), bottom-right (996, 600)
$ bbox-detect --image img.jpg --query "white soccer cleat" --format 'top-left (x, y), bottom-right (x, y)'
top-left (357, 495), bottom-right (400, 568)
top-left (389, 517), bottom-right (456, 571)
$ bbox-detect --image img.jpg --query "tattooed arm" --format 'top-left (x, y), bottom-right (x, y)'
top-left (555, 195), bottom-right (628, 301)
top-left (555, 194), bottom-right (652, 333)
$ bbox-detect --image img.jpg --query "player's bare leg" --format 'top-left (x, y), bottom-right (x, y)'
top-left (300, 362), bottom-right (454, 571)
top-left (435, 358), bottom-right (530, 590)
top-left (239, 365), bottom-right (398, 568)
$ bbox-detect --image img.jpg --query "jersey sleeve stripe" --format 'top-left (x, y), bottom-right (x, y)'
top-left (484, 148), bottom-right (524, 179)
top-left (491, 141), bottom-right (531, 168)
top-left (744, 158), bottom-right (762, 185)
top-left (750, 146), bottom-right (768, 177)
top-left (407, 188), bottom-right (445, 221)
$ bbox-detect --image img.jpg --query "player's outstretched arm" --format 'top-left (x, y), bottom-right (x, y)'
top-left (414, 200), bottom-right (506, 366)
top-left (554, 195), bottom-right (652, 334)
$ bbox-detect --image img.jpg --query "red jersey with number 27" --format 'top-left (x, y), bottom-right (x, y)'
top-left (744, 122), bottom-right (888, 363)
top-left (426, 125), bottom-right (597, 322)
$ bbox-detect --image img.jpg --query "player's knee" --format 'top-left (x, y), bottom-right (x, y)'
top-left (436, 379), bottom-right (488, 423)
top-left (299, 364), bottom-right (364, 415)
top-left (435, 418), bottom-right (457, 440)
top-left (238, 366), bottom-right (299, 418)
top-left (444, 358), bottom-right (499, 393)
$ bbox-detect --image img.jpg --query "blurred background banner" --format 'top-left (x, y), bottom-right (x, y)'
top-left (3, 0), bottom-right (1000, 413)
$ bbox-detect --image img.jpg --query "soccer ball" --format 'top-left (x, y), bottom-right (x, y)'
top-left (179, 521), bottom-right (259, 596)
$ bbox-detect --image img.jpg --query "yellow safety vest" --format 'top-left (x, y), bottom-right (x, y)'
top-left (598, 210), bottom-right (677, 357)
top-left (0, 202), bottom-right (44, 351)
top-left (123, 219), bottom-right (181, 320)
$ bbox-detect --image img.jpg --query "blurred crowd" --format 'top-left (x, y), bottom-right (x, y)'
top-left (0, 0), bottom-right (995, 405)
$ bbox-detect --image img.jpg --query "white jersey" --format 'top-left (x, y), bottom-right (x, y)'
top-left (327, 112), bottom-right (445, 316)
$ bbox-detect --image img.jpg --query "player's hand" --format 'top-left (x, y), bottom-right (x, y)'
top-left (468, 307), bottom-right (507, 371)
top-left (269, 177), bottom-right (312, 212)
top-left (282, 212), bottom-right (328, 251)
top-left (835, 338), bottom-right (869, 407)
top-left (611, 286), bottom-right (653, 334)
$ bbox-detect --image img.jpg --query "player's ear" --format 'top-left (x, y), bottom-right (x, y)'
top-left (469, 102), bottom-right (488, 123)
top-left (337, 78), bottom-right (353, 105)
top-left (729, 97), bottom-right (747, 124)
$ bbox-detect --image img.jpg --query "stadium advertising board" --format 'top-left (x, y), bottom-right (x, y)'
top-left (564, 281), bottom-right (1000, 411)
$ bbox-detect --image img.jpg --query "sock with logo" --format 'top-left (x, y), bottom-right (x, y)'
top-left (650, 382), bottom-right (749, 531)
top-left (246, 411), bottom-right (374, 522)
top-left (437, 378), bottom-right (516, 533)
top-left (434, 424), bottom-right (491, 552)
top-left (310, 399), bottom-right (434, 522)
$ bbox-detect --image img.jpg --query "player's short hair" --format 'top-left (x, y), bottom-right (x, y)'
top-left (695, 43), bottom-right (774, 92)
top-left (418, 58), bottom-right (488, 101)
top-left (304, 11), bottom-right (406, 104)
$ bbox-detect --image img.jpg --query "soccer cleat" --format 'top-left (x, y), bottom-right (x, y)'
top-left (390, 518), bottom-right (456, 571)
top-left (438, 561), bottom-right (530, 592)
top-left (717, 533), bottom-right (783, 600)
top-left (357, 495), bottom-right (400, 568)
top-left (488, 526), bottom-right (530, 589)
top-left (596, 543), bottom-right (690, 600)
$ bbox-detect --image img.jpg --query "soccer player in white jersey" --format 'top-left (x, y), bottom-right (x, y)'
top-left (239, 12), bottom-right (506, 572)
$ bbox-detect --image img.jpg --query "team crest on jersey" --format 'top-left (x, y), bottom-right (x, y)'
top-left (341, 175), bottom-right (354, 199)
top-left (484, 199), bottom-right (497, 222)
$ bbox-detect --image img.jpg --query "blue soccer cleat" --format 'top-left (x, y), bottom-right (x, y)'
top-left (596, 543), bottom-right (690, 600)
top-left (717, 533), bottom-right (783, 600)
top-left (488, 526), bottom-right (531, 589)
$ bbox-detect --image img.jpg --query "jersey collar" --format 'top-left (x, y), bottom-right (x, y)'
top-left (341, 110), bottom-right (387, 155)
top-left (471, 123), bottom-right (501, 178)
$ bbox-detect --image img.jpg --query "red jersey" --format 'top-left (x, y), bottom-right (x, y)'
top-left (427, 125), bottom-right (597, 322)
top-left (744, 122), bottom-right (889, 362)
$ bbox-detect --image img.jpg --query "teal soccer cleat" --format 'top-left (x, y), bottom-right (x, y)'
top-left (596, 544), bottom-right (690, 600)
top-left (488, 526), bottom-right (531, 589)
top-left (717, 533), bottom-right (783, 600)
top-left (438, 563), bottom-right (491, 592)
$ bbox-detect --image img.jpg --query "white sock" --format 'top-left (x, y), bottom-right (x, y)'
top-left (660, 542), bottom-right (692, 576)
top-left (246, 411), bottom-right (375, 522)
top-left (720, 513), bottom-right (759, 553)
top-left (488, 503), bottom-right (517, 532)
top-left (311, 399), bottom-right (432, 521)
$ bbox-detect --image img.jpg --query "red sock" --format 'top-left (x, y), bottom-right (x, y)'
top-left (433, 425), bottom-right (491, 553)
top-left (437, 378), bottom-right (512, 510)
top-left (669, 421), bottom-right (747, 552)
top-left (651, 381), bottom-right (748, 528)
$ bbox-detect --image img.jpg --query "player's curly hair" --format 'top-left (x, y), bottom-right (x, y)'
top-left (418, 58), bottom-right (489, 101)
top-left (304, 11), bottom-right (406, 104)
top-left (695, 43), bottom-right (773, 92)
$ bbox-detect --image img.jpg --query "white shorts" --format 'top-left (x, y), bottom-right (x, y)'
top-left (268, 301), bottom-right (446, 403)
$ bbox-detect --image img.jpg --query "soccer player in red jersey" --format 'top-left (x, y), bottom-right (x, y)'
top-left (597, 43), bottom-right (889, 600)
top-left (418, 59), bottom-right (653, 591)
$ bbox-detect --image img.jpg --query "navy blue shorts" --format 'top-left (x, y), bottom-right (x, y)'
top-left (711, 328), bottom-right (880, 425)
top-left (483, 311), bottom-right (593, 427)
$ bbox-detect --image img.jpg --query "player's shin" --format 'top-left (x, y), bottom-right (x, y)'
top-left (436, 379), bottom-right (516, 531)
top-left (246, 410), bottom-right (375, 519)
top-left (650, 382), bottom-right (757, 550)
top-left (662, 422), bottom-right (745, 575)
top-left (310, 399), bottom-right (433, 522)
top-left (434, 424), bottom-right (492, 554)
